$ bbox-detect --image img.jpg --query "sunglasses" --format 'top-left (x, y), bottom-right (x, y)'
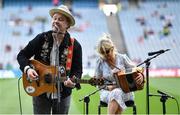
top-left (102, 47), bottom-right (113, 54)
top-left (105, 49), bottom-right (111, 54)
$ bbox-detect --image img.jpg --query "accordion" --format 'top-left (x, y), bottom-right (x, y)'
top-left (114, 67), bottom-right (145, 93)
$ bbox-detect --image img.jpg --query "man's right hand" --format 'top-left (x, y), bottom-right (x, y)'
top-left (27, 68), bottom-right (39, 80)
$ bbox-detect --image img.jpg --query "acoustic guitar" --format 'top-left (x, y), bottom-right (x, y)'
top-left (22, 60), bottom-right (104, 96)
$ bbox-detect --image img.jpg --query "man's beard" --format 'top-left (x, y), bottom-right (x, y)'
top-left (52, 25), bottom-right (65, 34)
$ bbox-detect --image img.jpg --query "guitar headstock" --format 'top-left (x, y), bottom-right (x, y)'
top-left (88, 78), bottom-right (104, 86)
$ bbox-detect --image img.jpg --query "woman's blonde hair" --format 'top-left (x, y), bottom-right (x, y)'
top-left (96, 33), bottom-right (117, 59)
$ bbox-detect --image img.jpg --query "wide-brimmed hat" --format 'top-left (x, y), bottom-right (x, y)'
top-left (49, 5), bottom-right (75, 27)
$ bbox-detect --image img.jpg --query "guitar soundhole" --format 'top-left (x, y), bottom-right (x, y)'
top-left (44, 73), bottom-right (52, 84)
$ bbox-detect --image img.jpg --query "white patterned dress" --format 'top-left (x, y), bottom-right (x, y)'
top-left (94, 53), bottom-right (135, 110)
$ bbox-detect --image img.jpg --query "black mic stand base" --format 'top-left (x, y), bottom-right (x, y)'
top-left (79, 85), bottom-right (106, 115)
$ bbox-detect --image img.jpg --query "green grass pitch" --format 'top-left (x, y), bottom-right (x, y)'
top-left (0, 77), bottom-right (179, 114)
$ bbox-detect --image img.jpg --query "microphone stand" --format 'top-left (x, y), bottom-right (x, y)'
top-left (79, 85), bottom-right (106, 115)
top-left (137, 52), bottom-right (165, 114)
top-left (57, 66), bottom-right (62, 103)
top-left (149, 94), bottom-right (170, 115)
top-left (55, 44), bottom-right (62, 103)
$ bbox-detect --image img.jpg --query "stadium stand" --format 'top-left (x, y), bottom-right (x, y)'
top-left (0, 0), bottom-right (180, 78)
top-left (119, 0), bottom-right (180, 68)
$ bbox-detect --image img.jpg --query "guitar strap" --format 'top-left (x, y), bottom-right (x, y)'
top-left (66, 38), bottom-right (74, 78)
top-left (65, 38), bottom-right (81, 90)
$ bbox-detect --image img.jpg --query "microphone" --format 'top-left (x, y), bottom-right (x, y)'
top-left (148, 49), bottom-right (170, 56)
top-left (157, 90), bottom-right (174, 99)
top-left (52, 31), bottom-right (65, 35)
top-left (52, 24), bottom-right (65, 35)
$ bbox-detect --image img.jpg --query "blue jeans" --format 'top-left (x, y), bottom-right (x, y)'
top-left (33, 94), bottom-right (71, 114)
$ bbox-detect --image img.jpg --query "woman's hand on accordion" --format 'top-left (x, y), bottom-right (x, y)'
top-left (135, 73), bottom-right (145, 87)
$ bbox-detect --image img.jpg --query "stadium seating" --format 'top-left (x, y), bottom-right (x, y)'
top-left (0, 0), bottom-right (180, 77)
top-left (118, 1), bottom-right (180, 68)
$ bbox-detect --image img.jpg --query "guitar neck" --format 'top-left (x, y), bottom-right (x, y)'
top-left (59, 77), bottom-right (90, 84)
top-left (59, 77), bottom-right (103, 86)
top-left (77, 79), bottom-right (90, 84)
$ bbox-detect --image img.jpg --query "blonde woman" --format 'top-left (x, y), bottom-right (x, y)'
top-left (94, 33), bottom-right (144, 114)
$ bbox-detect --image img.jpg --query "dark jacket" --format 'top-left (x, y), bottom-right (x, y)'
top-left (17, 30), bottom-right (82, 98)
